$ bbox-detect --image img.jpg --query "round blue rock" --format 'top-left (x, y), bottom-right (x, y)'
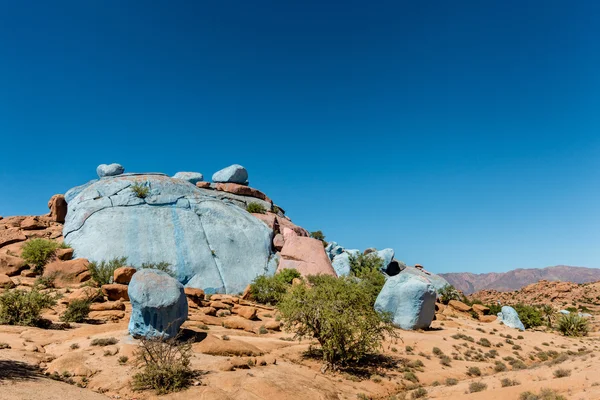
top-left (211, 164), bottom-right (248, 185)
top-left (497, 306), bottom-right (525, 331)
top-left (128, 269), bottom-right (188, 338)
top-left (96, 163), bottom-right (125, 178)
top-left (172, 171), bottom-right (204, 184)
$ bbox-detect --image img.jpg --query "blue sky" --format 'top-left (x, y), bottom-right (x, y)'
top-left (1, 1), bottom-right (599, 274)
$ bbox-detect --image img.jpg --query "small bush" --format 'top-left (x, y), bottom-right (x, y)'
top-left (118, 356), bottom-right (128, 365)
top-left (467, 366), bottom-right (481, 376)
top-left (132, 336), bottom-right (195, 394)
top-left (439, 355), bottom-right (452, 366)
top-left (501, 378), bottom-right (520, 387)
top-left (553, 368), bottom-right (571, 378)
top-left (131, 183), bottom-right (150, 199)
top-left (60, 299), bottom-right (91, 323)
top-left (91, 337), bottom-right (118, 346)
top-left (278, 274), bottom-right (396, 369)
top-left (513, 304), bottom-right (543, 329)
top-left (34, 273), bottom-right (57, 288)
top-left (0, 342), bottom-right (11, 349)
top-left (432, 347), bottom-right (443, 356)
top-left (557, 314), bottom-right (589, 337)
top-left (310, 230), bottom-right (326, 243)
top-left (411, 388), bottom-right (427, 399)
top-left (494, 361), bottom-right (508, 372)
top-left (139, 262), bottom-right (174, 277)
top-left (246, 202), bottom-right (266, 214)
top-left (469, 382), bottom-right (487, 393)
top-left (348, 253), bottom-right (385, 303)
top-left (445, 378), bottom-right (458, 386)
top-left (88, 257), bottom-right (128, 286)
top-left (519, 388), bottom-right (567, 400)
top-left (0, 288), bottom-right (57, 326)
top-left (438, 285), bottom-right (462, 304)
top-left (21, 239), bottom-right (60, 274)
top-left (70, 343), bottom-right (80, 350)
top-left (477, 338), bottom-right (491, 347)
top-left (249, 269), bottom-right (301, 305)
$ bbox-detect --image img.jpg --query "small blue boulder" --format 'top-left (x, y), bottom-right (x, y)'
top-left (172, 171), bottom-right (204, 184)
top-left (97, 163), bottom-right (125, 178)
top-left (497, 306), bottom-right (525, 331)
top-left (128, 269), bottom-right (188, 338)
top-left (375, 273), bottom-right (436, 330)
top-left (212, 164), bottom-right (248, 185)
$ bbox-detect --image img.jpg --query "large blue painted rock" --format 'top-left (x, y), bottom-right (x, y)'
top-left (212, 164), bottom-right (248, 185)
top-left (497, 306), bottom-right (525, 330)
top-left (324, 242), bottom-right (344, 261)
top-left (331, 249), bottom-right (359, 277)
top-left (128, 269), bottom-right (188, 338)
top-left (375, 273), bottom-right (436, 330)
top-left (63, 173), bottom-right (274, 294)
top-left (401, 266), bottom-right (450, 293)
top-left (173, 171), bottom-right (204, 184)
top-left (96, 163), bottom-right (125, 178)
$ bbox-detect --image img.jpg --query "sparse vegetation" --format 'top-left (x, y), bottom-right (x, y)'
top-left (411, 388), bottom-right (427, 399)
top-left (132, 336), bottom-right (195, 394)
top-left (21, 238), bottom-right (60, 274)
top-left (553, 368), bottom-right (571, 378)
top-left (246, 202), bottom-right (266, 214)
top-left (519, 388), bottom-right (567, 400)
top-left (438, 285), bottom-right (462, 304)
top-left (557, 313), bottom-right (589, 337)
top-left (278, 274), bottom-right (396, 369)
top-left (131, 183), bottom-right (150, 199)
top-left (249, 268), bottom-right (301, 305)
top-left (310, 230), bottom-right (327, 246)
top-left (348, 252), bottom-right (385, 303)
top-left (91, 337), bottom-right (118, 347)
top-left (34, 273), bottom-right (57, 288)
top-left (60, 299), bottom-right (91, 323)
top-left (469, 382), bottom-right (487, 393)
top-left (0, 288), bottom-right (57, 326)
top-left (139, 262), bottom-right (174, 277)
top-left (513, 304), bottom-right (543, 329)
top-left (87, 257), bottom-right (128, 286)
top-left (501, 378), bottom-right (520, 387)
top-left (494, 361), bottom-right (508, 372)
top-left (466, 366), bottom-right (481, 376)
top-left (445, 378), bottom-right (458, 386)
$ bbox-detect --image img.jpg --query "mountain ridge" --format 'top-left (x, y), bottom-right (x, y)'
top-left (439, 265), bottom-right (600, 294)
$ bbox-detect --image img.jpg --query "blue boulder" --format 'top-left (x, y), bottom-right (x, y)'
top-left (375, 273), bottom-right (436, 330)
top-left (64, 173), bottom-right (273, 294)
top-left (497, 306), bottom-right (525, 330)
top-left (128, 269), bottom-right (188, 338)
top-left (331, 249), bottom-right (359, 277)
top-left (212, 164), bottom-right (248, 185)
top-left (559, 310), bottom-right (570, 315)
top-left (401, 266), bottom-right (450, 293)
top-left (96, 163), bottom-right (125, 178)
top-left (173, 171), bottom-right (204, 184)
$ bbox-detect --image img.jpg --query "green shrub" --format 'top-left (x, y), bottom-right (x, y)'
top-left (494, 361), bottom-right (508, 372)
top-left (88, 257), bottom-right (128, 286)
top-left (445, 378), bottom-right (458, 386)
top-left (553, 368), bottom-right (571, 378)
top-left (246, 202), bottom-right (266, 214)
top-left (34, 273), bottom-right (57, 288)
top-left (557, 314), bottom-right (589, 337)
top-left (469, 382), bottom-right (487, 393)
top-left (466, 366), bottom-right (481, 376)
top-left (278, 274), bottom-right (396, 369)
top-left (131, 183), bottom-right (150, 198)
top-left (520, 388), bottom-right (567, 400)
top-left (91, 337), bottom-right (118, 346)
top-left (132, 336), bottom-right (195, 394)
top-left (477, 338), bottom-right (491, 347)
top-left (411, 388), bottom-right (427, 399)
top-left (513, 304), bottom-right (543, 329)
top-left (21, 239), bottom-right (60, 274)
top-left (487, 303), bottom-right (502, 315)
top-left (348, 253), bottom-right (385, 304)
top-left (0, 288), bottom-right (57, 326)
top-left (139, 262), bottom-right (174, 277)
top-left (118, 356), bottom-right (128, 365)
top-left (438, 285), bottom-right (462, 305)
top-left (310, 230), bottom-right (326, 243)
top-left (501, 378), bottom-right (520, 387)
top-left (249, 269), bottom-right (301, 305)
top-left (60, 299), bottom-right (91, 323)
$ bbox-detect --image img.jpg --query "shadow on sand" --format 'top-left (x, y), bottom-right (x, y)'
top-left (0, 360), bottom-right (42, 382)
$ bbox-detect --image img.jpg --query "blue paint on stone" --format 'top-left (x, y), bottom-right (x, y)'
top-left (497, 306), bottom-right (525, 330)
top-left (173, 172), bottom-right (204, 184)
top-left (96, 163), bottom-right (125, 178)
top-left (212, 164), bottom-right (248, 185)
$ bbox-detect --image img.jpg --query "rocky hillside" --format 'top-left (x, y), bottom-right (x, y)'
top-left (440, 265), bottom-right (600, 294)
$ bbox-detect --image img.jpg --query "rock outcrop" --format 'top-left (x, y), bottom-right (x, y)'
top-left (497, 305), bottom-right (525, 330)
top-left (173, 172), bottom-right (204, 184)
top-left (375, 273), bottom-right (436, 330)
top-left (212, 164), bottom-right (248, 185)
top-left (277, 236), bottom-right (336, 277)
top-left (64, 170), bottom-right (274, 294)
top-left (47, 194), bottom-right (68, 223)
top-left (128, 269), bottom-right (188, 338)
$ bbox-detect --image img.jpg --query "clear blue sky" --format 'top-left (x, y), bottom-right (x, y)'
top-left (1, 1), bottom-right (599, 274)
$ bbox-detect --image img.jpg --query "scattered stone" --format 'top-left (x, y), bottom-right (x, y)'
top-left (89, 310), bottom-right (125, 322)
top-left (64, 286), bottom-right (104, 304)
top-left (102, 283), bottom-right (130, 301)
top-left (263, 320), bottom-right (281, 331)
top-left (20, 216), bottom-right (46, 230)
top-left (241, 284), bottom-right (252, 300)
top-left (113, 267), bottom-right (136, 284)
top-left (184, 287), bottom-right (205, 300)
top-left (89, 301), bottom-right (126, 312)
top-left (214, 183), bottom-right (271, 203)
top-left (173, 172), bottom-right (204, 184)
top-left (43, 258), bottom-right (91, 287)
top-left (195, 181), bottom-right (211, 189)
top-left (212, 164), bottom-right (248, 185)
top-left (272, 234), bottom-right (284, 251)
top-left (0, 274), bottom-right (15, 288)
top-left (497, 306), bottom-right (525, 330)
top-left (0, 253), bottom-right (27, 276)
top-left (217, 309), bottom-right (231, 317)
top-left (210, 301), bottom-right (230, 310)
top-left (55, 247), bottom-right (74, 261)
top-left (472, 304), bottom-right (489, 315)
top-left (448, 300), bottom-right (472, 312)
top-left (363, 248), bottom-right (376, 255)
top-left (375, 273), bottom-right (436, 330)
top-left (128, 269), bottom-right (188, 338)
top-left (96, 163), bottom-right (124, 178)
top-left (198, 307), bottom-right (217, 316)
top-left (233, 305), bottom-right (257, 320)
top-left (47, 194), bottom-right (68, 223)
top-left (277, 236), bottom-right (336, 277)
top-left (479, 315), bottom-right (497, 323)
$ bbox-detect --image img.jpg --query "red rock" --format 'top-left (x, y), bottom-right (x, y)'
top-left (479, 315), bottom-right (497, 323)
top-left (241, 284), bottom-right (252, 300)
top-left (210, 301), bottom-right (230, 310)
top-left (472, 304), bottom-right (489, 315)
top-left (233, 305), bottom-right (257, 320)
top-left (263, 320), bottom-right (281, 331)
top-left (48, 194), bottom-right (68, 223)
top-left (214, 183), bottom-right (272, 203)
top-left (273, 234), bottom-right (284, 251)
top-left (210, 294), bottom-right (237, 304)
top-left (197, 306), bottom-right (217, 316)
top-left (55, 247), bottom-right (74, 261)
top-left (43, 258), bottom-right (91, 287)
top-left (113, 267), bottom-right (136, 284)
top-left (252, 212), bottom-right (278, 231)
top-left (276, 216), bottom-right (309, 237)
top-left (0, 253), bottom-right (27, 276)
top-left (89, 301), bottom-right (125, 311)
top-left (63, 287), bottom-right (104, 304)
top-left (277, 236), bottom-right (336, 277)
top-left (88, 310), bottom-right (125, 321)
top-left (101, 283), bottom-right (130, 301)
top-left (448, 300), bottom-right (472, 312)
top-left (20, 217), bottom-right (46, 230)
top-left (0, 274), bottom-right (15, 288)
top-left (20, 269), bottom-right (36, 277)
top-left (282, 227), bottom-right (297, 241)
top-left (0, 229), bottom-right (27, 248)
top-left (195, 181), bottom-right (211, 189)
top-left (184, 287), bottom-right (205, 300)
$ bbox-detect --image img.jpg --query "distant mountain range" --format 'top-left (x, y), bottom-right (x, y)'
top-left (439, 265), bottom-right (600, 294)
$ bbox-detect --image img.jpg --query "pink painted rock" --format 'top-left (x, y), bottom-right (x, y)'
top-left (252, 212), bottom-right (278, 231)
top-left (277, 236), bottom-right (336, 277)
top-left (282, 227), bottom-right (297, 241)
top-left (273, 234), bottom-right (285, 251)
top-left (196, 181), bottom-right (211, 189)
top-left (214, 183), bottom-right (272, 203)
top-left (113, 267), bottom-right (136, 284)
top-left (276, 216), bottom-right (309, 237)
top-left (48, 194), bottom-right (68, 223)
top-left (43, 258), bottom-right (91, 287)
